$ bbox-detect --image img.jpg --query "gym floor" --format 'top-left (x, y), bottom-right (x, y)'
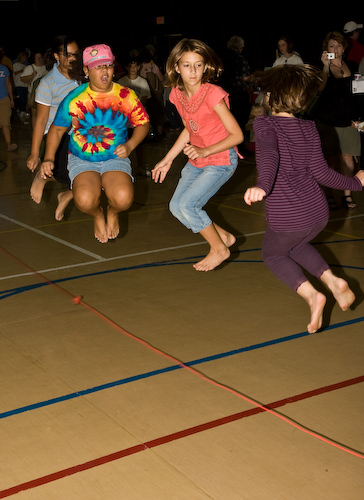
top-left (1, 117), bottom-right (363, 499)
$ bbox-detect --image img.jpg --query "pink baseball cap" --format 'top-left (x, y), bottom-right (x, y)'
top-left (83, 44), bottom-right (115, 69)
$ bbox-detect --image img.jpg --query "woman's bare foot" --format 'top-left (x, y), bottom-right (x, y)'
top-left (297, 281), bottom-right (326, 334)
top-left (193, 246), bottom-right (231, 272)
top-left (30, 170), bottom-right (49, 204)
top-left (106, 207), bottom-right (120, 240)
top-left (55, 190), bottom-right (73, 221)
top-left (94, 209), bottom-right (108, 243)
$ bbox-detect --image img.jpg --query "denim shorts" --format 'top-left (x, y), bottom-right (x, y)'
top-left (67, 154), bottom-right (134, 187)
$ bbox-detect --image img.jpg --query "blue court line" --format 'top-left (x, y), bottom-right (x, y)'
top-left (1, 240), bottom-right (363, 301)
top-left (1, 240), bottom-right (363, 419)
top-left (1, 315), bottom-right (363, 421)
top-left (0, 250), bottom-right (263, 301)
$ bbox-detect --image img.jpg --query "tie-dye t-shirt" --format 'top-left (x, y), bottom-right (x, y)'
top-left (53, 82), bottom-right (149, 162)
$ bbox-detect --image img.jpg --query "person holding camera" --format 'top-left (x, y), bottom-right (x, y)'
top-left (313, 31), bottom-right (361, 209)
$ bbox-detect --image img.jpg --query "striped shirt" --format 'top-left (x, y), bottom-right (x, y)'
top-left (35, 62), bottom-right (79, 134)
top-left (254, 115), bottom-right (362, 231)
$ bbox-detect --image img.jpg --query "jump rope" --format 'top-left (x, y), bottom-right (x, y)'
top-left (2, 246), bottom-right (364, 461)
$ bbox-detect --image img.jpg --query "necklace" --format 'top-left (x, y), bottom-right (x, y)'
top-left (330, 61), bottom-right (345, 77)
top-left (175, 83), bottom-right (209, 113)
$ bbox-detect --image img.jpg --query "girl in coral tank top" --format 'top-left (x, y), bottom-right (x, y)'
top-left (152, 39), bottom-right (244, 271)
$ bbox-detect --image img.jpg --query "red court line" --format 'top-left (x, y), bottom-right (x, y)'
top-left (1, 375), bottom-right (363, 498)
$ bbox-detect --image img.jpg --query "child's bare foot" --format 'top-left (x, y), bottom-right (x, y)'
top-left (193, 247), bottom-right (230, 272)
top-left (94, 209), bottom-right (108, 243)
top-left (106, 207), bottom-right (120, 240)
top-left (30, 170), bottom-right (48, 204)
top-left (320, 270), bottom-right (356, 311)
top-left (330, 278), bottom-right (355, 311)
top-left (213, 224), bottom-right (236, 248)
top-left (55, 190), bottom-right (73, 221)
top-left (297, 281), bottom-right (326, 333)
top-left (307, 291), bottom-right (326, 334)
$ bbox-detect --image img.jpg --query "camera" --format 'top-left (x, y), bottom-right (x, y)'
top-left (327, 52), bottom-right (335, 59)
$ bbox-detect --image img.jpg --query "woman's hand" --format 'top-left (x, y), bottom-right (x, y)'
top-left (114, 143), bottom-right (132, 159)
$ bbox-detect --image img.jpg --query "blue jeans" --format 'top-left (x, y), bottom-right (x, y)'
top-left (169, 149), bottom-right (238, 233)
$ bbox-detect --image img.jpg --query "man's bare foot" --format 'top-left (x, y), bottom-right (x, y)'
top-left (55, 190), bottom-right (73, 221)
top-left (193, 246), bottom-right (230, 272)
top-left (30, 170), bottom-right (49, 204)
top-left (330, 278), bottom-right (355, 311)
top-left (106, 207), bottom-right (120, 240)
top-left (94, 209), bottom-right (108, 243)
top-left (307, 292), bottom-right (326, 334)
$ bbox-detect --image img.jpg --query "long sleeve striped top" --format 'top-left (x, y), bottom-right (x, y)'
top-left (254, 115), bottom-right (362, 231)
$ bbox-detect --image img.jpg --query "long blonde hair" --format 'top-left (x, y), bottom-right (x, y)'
top-left (166, 38), bottom-right (223, 90)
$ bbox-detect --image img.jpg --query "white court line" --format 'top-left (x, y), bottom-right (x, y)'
top-left (0, 232), bottom-right (265, 281)
top-left (0, 213), bottom-right (104, 260)
top-left (1, 209), bottom-right (363, 282)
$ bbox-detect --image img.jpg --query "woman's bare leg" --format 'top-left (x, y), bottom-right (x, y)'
top-left (102, 171), bottom-right (134, 240)
top-left (55, 190), bottom-right (73, 221)
top-left (72, 172), bottom-right (107, 243)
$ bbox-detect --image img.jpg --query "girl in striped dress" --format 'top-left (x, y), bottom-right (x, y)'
top-left (244, 64), bottom-right (364, 333)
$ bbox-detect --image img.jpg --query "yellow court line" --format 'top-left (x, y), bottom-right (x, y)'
top-left (216, 202), bottom-right (265, 217)
top-left (322, 228), bottom-right (363, 240)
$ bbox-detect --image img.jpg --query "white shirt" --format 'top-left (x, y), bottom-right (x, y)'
top-left (273, 53), bottom-right (304, 67)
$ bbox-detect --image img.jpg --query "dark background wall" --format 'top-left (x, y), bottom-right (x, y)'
top-left (1, 1), bottom-right (363, 71)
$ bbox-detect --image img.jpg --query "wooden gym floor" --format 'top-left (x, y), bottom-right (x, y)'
top-left (0, 116), bottom-right (363, 499)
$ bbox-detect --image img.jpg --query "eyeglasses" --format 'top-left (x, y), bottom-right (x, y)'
top-left (93, 64), bottom-right (114, 70)
top-left (59, 52), bottom-right (78, 59)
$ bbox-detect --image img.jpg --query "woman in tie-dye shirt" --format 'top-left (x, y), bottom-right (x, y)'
top-left (40, 44), bottom-right (150, 243)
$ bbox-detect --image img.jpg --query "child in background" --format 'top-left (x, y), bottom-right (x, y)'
top-left (118, 56), bottom-right (151, 176)
top-left (244, 64), bottom-right (364, 333)
top-left (152, 39), bottom-right (244, 271)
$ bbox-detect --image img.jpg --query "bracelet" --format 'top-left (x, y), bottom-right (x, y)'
top-left (43, 159), bottom-right (55, 163)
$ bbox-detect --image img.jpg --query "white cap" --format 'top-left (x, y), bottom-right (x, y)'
top-left (343, 21), bottom-right (363, 33)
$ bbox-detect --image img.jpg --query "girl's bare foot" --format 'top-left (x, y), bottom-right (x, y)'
top-left (106, 207), bottom-right (120, 240)
top-left (213, 223), bottom-right (236, 248)
top-left (320, 270), bottom-right (356, 311)
top-left (193, 246), bottom-right (230, 272)
top-left (297, 281), bottom-right (326, 334)
top-left (330, 278), bottom-right (355, 311)
top-left (94, 209), bottom-right (108, 243)
top-left (55, 190), bottom-right (73, 221)
top-left (30, 170), bottom-right (49, 204)
top-left (307, 292), bottom-right (326, 334)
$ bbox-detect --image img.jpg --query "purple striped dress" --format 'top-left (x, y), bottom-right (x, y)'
top-left (254, 115), bottom-right (362, 232)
